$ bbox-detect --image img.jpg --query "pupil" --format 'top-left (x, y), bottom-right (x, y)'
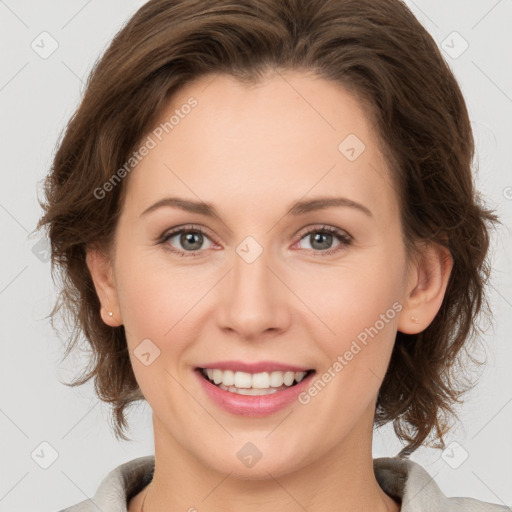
top-left (182, 231), bottom-right (202, 250)
top-left (311, 232), bottom-right (332, 250)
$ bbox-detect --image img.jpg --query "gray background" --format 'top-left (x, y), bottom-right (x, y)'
top-left (1, 1), bottom-right (511, 511)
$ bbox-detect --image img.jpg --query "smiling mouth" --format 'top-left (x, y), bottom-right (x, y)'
top-left (197, 368), bottom-right (316, 395)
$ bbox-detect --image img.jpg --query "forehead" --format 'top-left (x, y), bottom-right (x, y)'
top-left (123, 70), bottom-right (396, 220)
top-left (168, 70), bottom-right (376, 156)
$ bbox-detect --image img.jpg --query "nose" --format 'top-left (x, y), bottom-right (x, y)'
top-left (215, 247), bottom-right (291, 341)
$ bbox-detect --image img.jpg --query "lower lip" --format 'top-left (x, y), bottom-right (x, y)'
top-left (195, 369), bottom-right (316, 417)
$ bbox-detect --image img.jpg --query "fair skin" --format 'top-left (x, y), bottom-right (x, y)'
top-left (86, 70), bottom-right (452, 512)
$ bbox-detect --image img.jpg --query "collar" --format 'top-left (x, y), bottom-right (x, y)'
top-left (80, 454), bottom-right (507, 512)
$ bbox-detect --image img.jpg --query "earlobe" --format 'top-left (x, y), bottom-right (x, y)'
top-left (85, 246), bottom-right (122, 326)
top-left (397, 242), bottom-right (453, 335)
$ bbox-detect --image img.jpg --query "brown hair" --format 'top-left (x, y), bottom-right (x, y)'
top-left (37, 0), bottom-right (499, 456)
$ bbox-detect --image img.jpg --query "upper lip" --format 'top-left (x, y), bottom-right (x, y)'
top-left (196, 360), bottom-right (314, 374)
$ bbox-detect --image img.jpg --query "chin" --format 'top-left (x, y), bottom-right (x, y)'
top-left (195, 439), bottom-right (309, 480)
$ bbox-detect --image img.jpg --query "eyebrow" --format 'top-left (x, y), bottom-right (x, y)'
top-left (140, 195), bottom-right (373, 219)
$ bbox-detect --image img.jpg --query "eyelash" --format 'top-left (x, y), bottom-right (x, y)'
top-left (158, 224), bottom-right (353, 258)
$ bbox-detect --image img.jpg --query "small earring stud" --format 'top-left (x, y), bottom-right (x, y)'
top-left (411, 315), bottom-right (419, 324)
top-left (108, 311), bottom-right (113, 317)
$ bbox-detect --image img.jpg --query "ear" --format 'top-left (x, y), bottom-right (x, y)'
top-left (85, 245), bottom-right (123, 327)
top-left (397, 241), bottom-right (453, 335)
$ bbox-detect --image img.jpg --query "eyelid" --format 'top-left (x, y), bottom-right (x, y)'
top-left (160, 223), bottom-right (218, 242)
top-left (295, 224), bottom-right (352, 241)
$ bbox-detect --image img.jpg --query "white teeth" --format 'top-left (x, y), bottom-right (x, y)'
top-left (213, 369), bottom-right (223, 385)
top-left (269, 371), bottom-right (284, 387)
top-left (283, 371), bottom-right (295, 386)
top-left (218, 383), bottom-right (280, 395)
top-left (201, 368), bottom-right (309, 390)
top-left (222, 369), bottom-right (234, 386)
top-left (295, 371), bottom-right (307, 383)
top-left (234, 371), bottom-right (252, 389)
top-left (252, 372), bottom-right (270, 389)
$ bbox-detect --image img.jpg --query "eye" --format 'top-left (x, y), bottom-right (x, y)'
top-left (294, 225), bottom-right (352, 256)
top-left (159, 224), bottom-right (217, 257)
top-left (158, 224), bottom-right (352, 258)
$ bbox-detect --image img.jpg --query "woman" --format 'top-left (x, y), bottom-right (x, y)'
top-left (38, 0), bottom-right (508, 511)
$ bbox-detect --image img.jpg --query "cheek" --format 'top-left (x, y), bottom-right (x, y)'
top-left (300, 267), bottom-right (403, 420)
top-left (118, 260), bottom-right (203, 401)
top-left (114, 250), bottom-right (198, 352)
top-left (303, 251), bottom-right (404, 366)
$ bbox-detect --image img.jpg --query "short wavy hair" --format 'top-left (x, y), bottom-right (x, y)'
top-left (37, 0), bottom-right (499, 456)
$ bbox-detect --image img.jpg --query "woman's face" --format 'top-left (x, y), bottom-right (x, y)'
top-left (100, 71), bottom-right (416, 477)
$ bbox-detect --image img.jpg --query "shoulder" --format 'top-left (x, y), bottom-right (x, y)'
top-left (55, 455), bottom-right (155, 512)
top-left (374, 456), bottom-right (510, 512)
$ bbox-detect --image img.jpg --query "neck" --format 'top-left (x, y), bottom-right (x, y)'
top-left (135, 412), bottom-right (400, 512)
